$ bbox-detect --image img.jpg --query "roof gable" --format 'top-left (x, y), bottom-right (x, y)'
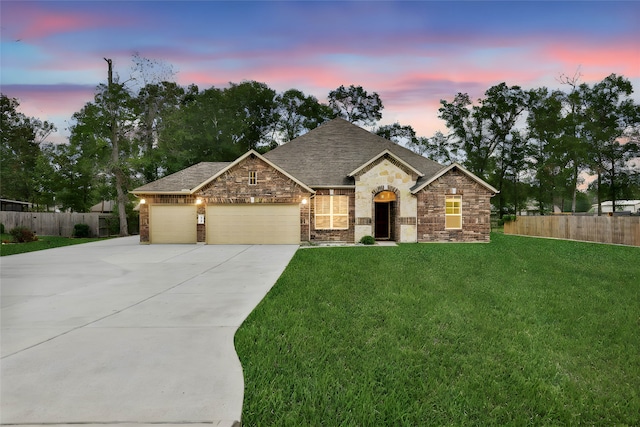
top-left (411, 162), bottom-right (499, 194)
top-left (263, 118), bottom-right (443, 187)
top-left (193, 150), bottom-right (315, 194)
top-left (348, 149), bottom-right (424, 178)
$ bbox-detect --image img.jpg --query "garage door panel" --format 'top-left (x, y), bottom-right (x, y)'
top-left (150, 205), bottom-right (197, 244)
top-left (207, 204), bottom-right (299, 244)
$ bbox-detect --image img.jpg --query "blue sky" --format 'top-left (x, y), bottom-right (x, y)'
top-left (1, 0), bottom-right (638, 143)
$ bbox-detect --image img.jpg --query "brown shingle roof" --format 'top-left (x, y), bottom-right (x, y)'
top-left (132, 162), bottom-right (230, 193)
top-left (263, 118), bottom-right (444, 186)
top-left (132, 118), bottom-right (447, 193)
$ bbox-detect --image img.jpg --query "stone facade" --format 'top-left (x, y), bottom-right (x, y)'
top-left (416, 169), bottom-right (493, 242)
top-left (353, 156), bottom-right (419, 243)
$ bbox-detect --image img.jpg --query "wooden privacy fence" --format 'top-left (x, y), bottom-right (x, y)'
top-left (504, 215), bottom-right (640, 247)
top-left (0, 212), bottom-right (111, 237)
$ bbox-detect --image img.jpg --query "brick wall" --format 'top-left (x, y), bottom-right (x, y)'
top-left (198, 154), bottom-right (308, 203)
top-left (137, 194), bottom-right (199, 243)
top-left (416, 169), bottom-right (493, 242)
top-left (138, 154), bottom-right (312, 244)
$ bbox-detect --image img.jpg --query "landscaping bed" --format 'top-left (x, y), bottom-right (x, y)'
top-left (1, 233), bottom-right (108, 256)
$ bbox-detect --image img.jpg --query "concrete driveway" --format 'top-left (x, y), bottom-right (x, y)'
top-left (1, 237), bottom-right (298, 426)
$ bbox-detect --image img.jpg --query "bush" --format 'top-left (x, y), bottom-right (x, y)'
top-left (359, 235), bottom-right (376, 245)
top-left (0, 223), bottom-right (5, 234)
top-left (10, 226), bottom-right (38, 243)
top-left (73, 223), bottom-right (91, 238)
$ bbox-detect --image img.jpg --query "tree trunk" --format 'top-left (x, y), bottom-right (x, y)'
top-left (105, 58), bottom-right (129, 236)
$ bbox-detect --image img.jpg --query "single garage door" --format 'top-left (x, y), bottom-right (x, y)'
top-left (150, 205), bottom-right (197, 244)
top-left (207, 204), bottom-right (300, 244)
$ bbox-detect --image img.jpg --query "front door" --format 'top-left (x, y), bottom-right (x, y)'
top-left (375, 202), bottom-right (390, 239)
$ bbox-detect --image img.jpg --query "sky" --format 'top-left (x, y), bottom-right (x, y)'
top-left (1, 0), bottom-right (639, 145)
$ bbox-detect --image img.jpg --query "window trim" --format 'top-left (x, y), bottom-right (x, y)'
top-left (249, 171), bottom-right (257, 185)
top-left (445, 195), bottom-right (462, 229)
top-left (315, 194), bottom-right (349, 230)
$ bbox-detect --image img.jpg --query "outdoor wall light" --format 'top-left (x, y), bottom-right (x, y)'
top-left (301, 198), bottom-right (308, 205)
top-left (195, 198), bottom-right (203, 205)
top-left (140, 199), bottom-right (146, 204)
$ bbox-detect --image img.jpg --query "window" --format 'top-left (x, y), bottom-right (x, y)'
top-left (445, 195), bottom-right (462, 229)
top-left (249, 171), bottom-right (257, 185)
top-left (315, 195), bottom-right (348, 229)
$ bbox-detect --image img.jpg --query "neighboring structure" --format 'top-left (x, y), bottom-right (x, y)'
top-left (132, 118), bottom-right (498, 244)
top-left (90, 200), bottom-right (115, 213)
top-left (592, 200), bottom-right (640, 214)
top-left (0, 199), bottom-right (30, 212)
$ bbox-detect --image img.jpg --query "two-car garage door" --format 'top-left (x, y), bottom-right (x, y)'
top-left (206, 204), bottom-right (299, 244)
top-left (149, 204), bottom-right (300, 244)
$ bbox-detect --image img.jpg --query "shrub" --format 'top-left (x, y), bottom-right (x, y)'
top-left (10, 226), bottom-right (38, 243)
top-left (503, 214), bottom-right (517, 223)
top-left (359, 235), bottom-right (376, 245)
top-left (0, 223), bottom-right (5, 234)
top-left (73, 223), bottom-right (91, 238)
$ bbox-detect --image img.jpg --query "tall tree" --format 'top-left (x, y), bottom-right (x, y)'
top-left (224, 81), bottom-right (279, 151)
top-left (439, 83), bottom-right (528, 216)
top-left (52, 102), bottom-right (112, 212)
top-left (328, 84), bottom-right (383, 126)
top-left (102, 58), bottom-right (134, 235)
top-left (134, 81), bottom-right (187, 182)
top-left (582, 74), bottom-right (640, 214)
top-left (526, 87), bottom-right (567, 213)
top-left (0, 94), bottom-right (55, 205)
top-left (275, 89), bottom-right (334, 143)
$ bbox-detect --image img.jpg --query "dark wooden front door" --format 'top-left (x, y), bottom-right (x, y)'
top-left (375, 202), bottom-right (390, 239)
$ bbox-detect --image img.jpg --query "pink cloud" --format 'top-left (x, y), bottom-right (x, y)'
top-left (544, 42), bottom-right (640, 79)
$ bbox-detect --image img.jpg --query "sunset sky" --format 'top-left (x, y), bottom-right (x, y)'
top-left (2, 0), bottom-right (639, 144)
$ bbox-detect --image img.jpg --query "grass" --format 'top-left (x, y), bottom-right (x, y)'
top-left (0, 233), bottom-right (107, 256)
top-left (235, 234), bottom-right (640, 426)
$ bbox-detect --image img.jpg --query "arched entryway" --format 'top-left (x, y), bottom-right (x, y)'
top-left (373, 190), bottom-right (397, 240)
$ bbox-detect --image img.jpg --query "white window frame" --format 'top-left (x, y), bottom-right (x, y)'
top-left (315, 195), bottom-right (349, 230)
top-left (445, 195), bottom-right (462, 229)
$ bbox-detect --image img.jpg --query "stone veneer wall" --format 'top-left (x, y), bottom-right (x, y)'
top-left (310, 188), bottom-right (355, 242)
top-left (416, 169), bottom-right (493, 242)
top-left (353, 157), bottom-right (419, 243)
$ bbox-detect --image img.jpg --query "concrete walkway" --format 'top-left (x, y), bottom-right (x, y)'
top-left (1, 237), bottom-right (298, 426)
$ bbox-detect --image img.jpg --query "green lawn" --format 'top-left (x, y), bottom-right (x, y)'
top-left (235, 234), bottom-right (639, 426)
top-left (0, 234), bottom-right (107, 256)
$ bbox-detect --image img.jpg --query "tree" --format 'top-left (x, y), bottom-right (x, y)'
top-left (375, 122), bottom-right (417, 145)
top-left (439, 83), bottom-right (529, 216)
top-left (409, 131), bottom-right (461, 164)
top-left (158, 86), bottom-right (243, 173)
top-left (582, 74), bottom-right (640, 214)
top-left (51, 102), bottom-right (112, 212)
top-left (0, 94), bottom-right (55, 205)
top-left (224, 81), bottom-right (279, 151)
top-left (526, 87), bottom-right (567, 214)
top-left (101, 58), bottom-right (136, 235)
top-left (328, 84), bottom-right (383, 126)
top-left (275, 89), bottom-right (334, 143)
top-left (134, 81), bottom-right (187, 182)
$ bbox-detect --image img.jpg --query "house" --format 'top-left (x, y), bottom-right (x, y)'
top-left (592, 200), bottom-right (640, 214)
top-left (131, 118), bottom-right (498, 244)
top-left (0, 199), bottom-right (31, 212)
top-left (90, 200), bottom-right (115, 213)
